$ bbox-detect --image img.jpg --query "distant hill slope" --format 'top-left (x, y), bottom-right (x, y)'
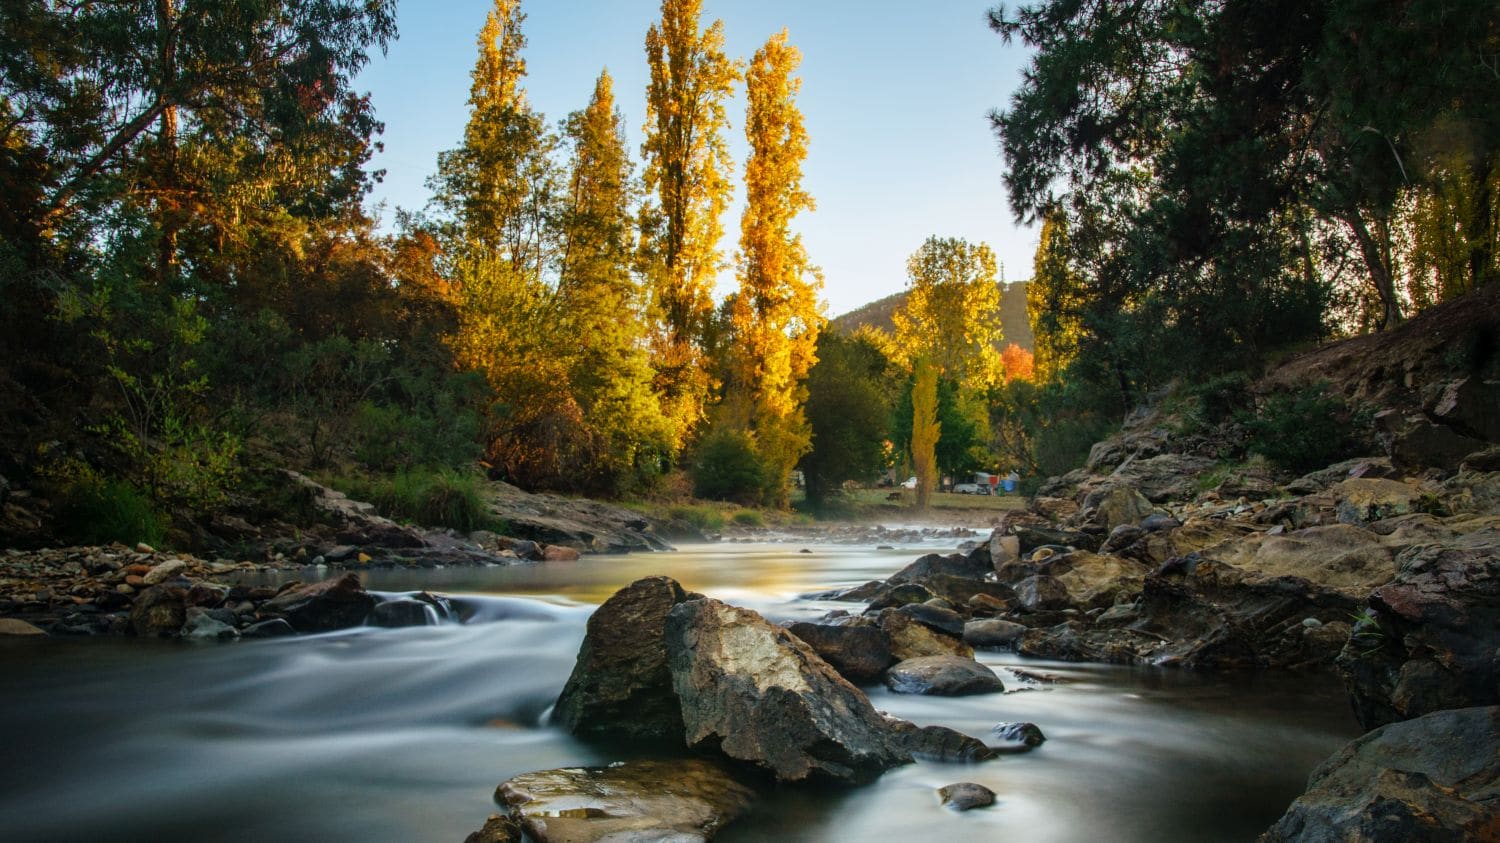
top-left (830, 281), bottom-right (1033, 352)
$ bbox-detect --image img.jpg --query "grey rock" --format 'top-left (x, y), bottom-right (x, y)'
top-left (553, 576), bottom-right (692, 743)
top-left (896, 602), bottom-right (965, 636)
top-left (261, 573), bottom-right (375, 633)
top-left (368, 599), bottom-right (436, 628)
top-left (242, 618), bottom-right (297, 638)
top-left (992, 722), bottom-right (1046, 749)
top-left (786, 621), bottom-right (893, 685)
top-left (884, 655), bottom-right (1005, 696)
top-left (938, 782), bottom-right (996, 811)
top-left (181, 607), bottom-right (239, 641)
top-left (667, 598), bottom-right (911, 783)
top-left (497, 759), bottom-right (755, 843)
top-left (1260, 707), bottom-right (1500, 842)
top-left (963, 619), bottom-right (1027, 649)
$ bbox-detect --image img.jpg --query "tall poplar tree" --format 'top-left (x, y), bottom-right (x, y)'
top-left (729, 30), bottom-right (822, 506)
top-left (557, 70), bottom-right (674, 493)
top-left (893, 236), bottom-right (1004, 507)
top-left (640, 0), bottom-right (740, 442)
top-left (433, 0), bottom-right (566, 486)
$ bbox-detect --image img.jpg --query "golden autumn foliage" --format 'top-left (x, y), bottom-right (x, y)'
top-left (641, 0), bottom-right (741, 440)
top-left (729, 29), bottom-right (823, 506)
top-left (892, 236), bottom-right (1005, 388)
top-left (909, 356), bottom-right (941, 510)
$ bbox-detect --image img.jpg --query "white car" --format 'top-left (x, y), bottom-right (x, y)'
top-left (901, 476), bottom-right (918, 489)
top-left (952, 483), bottom-right (981, 494)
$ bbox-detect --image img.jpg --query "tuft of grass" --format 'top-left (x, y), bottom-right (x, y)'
top-left (666, 503), bottom-right (727, 533)
top-left (731, 509), bottom-right (765, 528)
top-left (1194, 462), bottom-right (1237, 494)
top-left (61, 477), bottom-right (168, 547)
top-left (337, 468), bottom-right (498, 533)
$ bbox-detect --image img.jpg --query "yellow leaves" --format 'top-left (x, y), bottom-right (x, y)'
top-left (470, 0), bottom-right (528, 110)
top-left (641, 0), bottom-right (741, 432)
top-left (892, 236), bottom-right (1003, 388)
top-left (909, 356), bottom-right (941, 510)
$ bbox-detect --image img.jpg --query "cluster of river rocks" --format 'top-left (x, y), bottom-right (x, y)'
top-left (464, 424), bottom-right (1500, 840)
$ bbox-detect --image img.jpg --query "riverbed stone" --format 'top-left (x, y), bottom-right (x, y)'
top-left (496, 758), bottom-right (756, 843)
top-left (888, 722), bottom-right (997, 762)
top-left (964, 619), bottom-right (1027, 649)
top-left (181, 607), bottom-right (239, 641)
top-left (129, 586), bottom-right (186, 637)
top-left (665, 598), bottom-right (911, 784)
top-left (786, 621), bottom-right (893, 684)
top-left (896, 602), bottom-right (965, 636)
top-left (875, 608), bottom-right (973, 661)
top-left (885, 656), bottom-right (1005, 696)
top-left (1260, 706), bottom-right (1500, 842)
top-left (992, 722), bottom-right (1047, 750)
top-left (889, 552), bottom-right (991, 583)
top-left (553, 576), bottom-right (692, 743)
top-left (260, 573), bottom-right (375, 632)
top-left (368, 599), bottom-right (435, 628)
top-left (0, 618), bottom-right (46, 636)
top-left (938, 783), bottom-right (996, 811)
top-left (142, 559), bottom-right (188, 585)
top-left (463, 814), bottom-right (521, 843)
top-left (1094, 485), bottom-right (1154, 531)
top-left (1337, 538), bottom-right (1500, 730)
top-left (1014, 575), bottom-right (1071, 611)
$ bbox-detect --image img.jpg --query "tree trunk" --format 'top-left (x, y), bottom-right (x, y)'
top-left (156, 0), bottom-right (179, 282)
top-left (1342, 211), bottom-right (1403, 329)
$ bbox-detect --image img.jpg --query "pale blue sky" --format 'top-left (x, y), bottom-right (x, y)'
top-left (357, 0), bottom-right (1036, 317)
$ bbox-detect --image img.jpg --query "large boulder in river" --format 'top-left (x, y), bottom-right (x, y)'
top-left (260, 572), bottom-right (375, 632)
top-left (665, 598), bottom-right (911, 784)
top-left (496, 758), bottom-right (756, 843)
top-left (1337, 537), bottom-right (1500, 730)
top-left (1052, 551), bottom-right (1150, 608)
top-left (1260, 706), bottom-right (1500, 842)
top-left (129, 586), bottom-right (186, 637)
top-left (552, 576), bottom-right (692, 743)
top-left (786, 621), bottom-right (893, 685)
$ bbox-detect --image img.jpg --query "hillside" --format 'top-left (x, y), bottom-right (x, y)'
top-left (831, 281), bottom-right (1034, 351)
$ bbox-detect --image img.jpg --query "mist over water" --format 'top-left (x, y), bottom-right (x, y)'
top-left (0, 540), bottom-right (1358, 842)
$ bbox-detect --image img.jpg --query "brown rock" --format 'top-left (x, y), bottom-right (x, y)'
top-left (553, 576), bottom-right (692, 743)
top-left (666, 598), bottom-right (911, 783)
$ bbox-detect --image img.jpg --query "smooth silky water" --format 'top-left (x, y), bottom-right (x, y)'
top-left (0, 539), bottom-right (1359, 842)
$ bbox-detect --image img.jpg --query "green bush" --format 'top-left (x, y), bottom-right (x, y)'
top-left (731, 509), bottom-right (765, 527)
top-left (1178, 371), bottom-right (1254, 433)
top-left (340, 468), bottom-right (496, 533)
top-left (1240, 385), bottom-right (1372, 474)
top-left (692, 427), bottom-right (766, 504)
top-left (55, 474), bottom-right (167, 547)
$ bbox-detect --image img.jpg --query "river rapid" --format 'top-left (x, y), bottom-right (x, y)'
top-left (0, 537), bottom-right (1359, 842)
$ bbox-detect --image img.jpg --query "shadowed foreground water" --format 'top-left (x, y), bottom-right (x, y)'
top-left (0, 540), bottom-right (1359, 842)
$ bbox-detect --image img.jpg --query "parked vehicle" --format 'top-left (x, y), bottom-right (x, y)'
top-left (901, 476), bottom-right (918, 489)
top-left (953, 483), bottom-right (982, 494)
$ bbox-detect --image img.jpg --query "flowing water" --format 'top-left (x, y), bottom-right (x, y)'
top-left (0, 538), bottom-right (1359, 842)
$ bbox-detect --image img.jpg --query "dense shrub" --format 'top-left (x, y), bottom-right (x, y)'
top-left (1240, 384), bottom-right (1372, 474)
top-left (40, 459), bottom-right (167, 547)
top-left (692, 427), bottom-right (766, 504)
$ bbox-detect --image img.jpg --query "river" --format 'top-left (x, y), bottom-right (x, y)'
top-left (0, 537), bottom-right (1359, 842)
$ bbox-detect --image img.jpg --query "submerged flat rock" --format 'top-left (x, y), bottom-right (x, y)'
top-left (496, 758), bottom-right (756, 843)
